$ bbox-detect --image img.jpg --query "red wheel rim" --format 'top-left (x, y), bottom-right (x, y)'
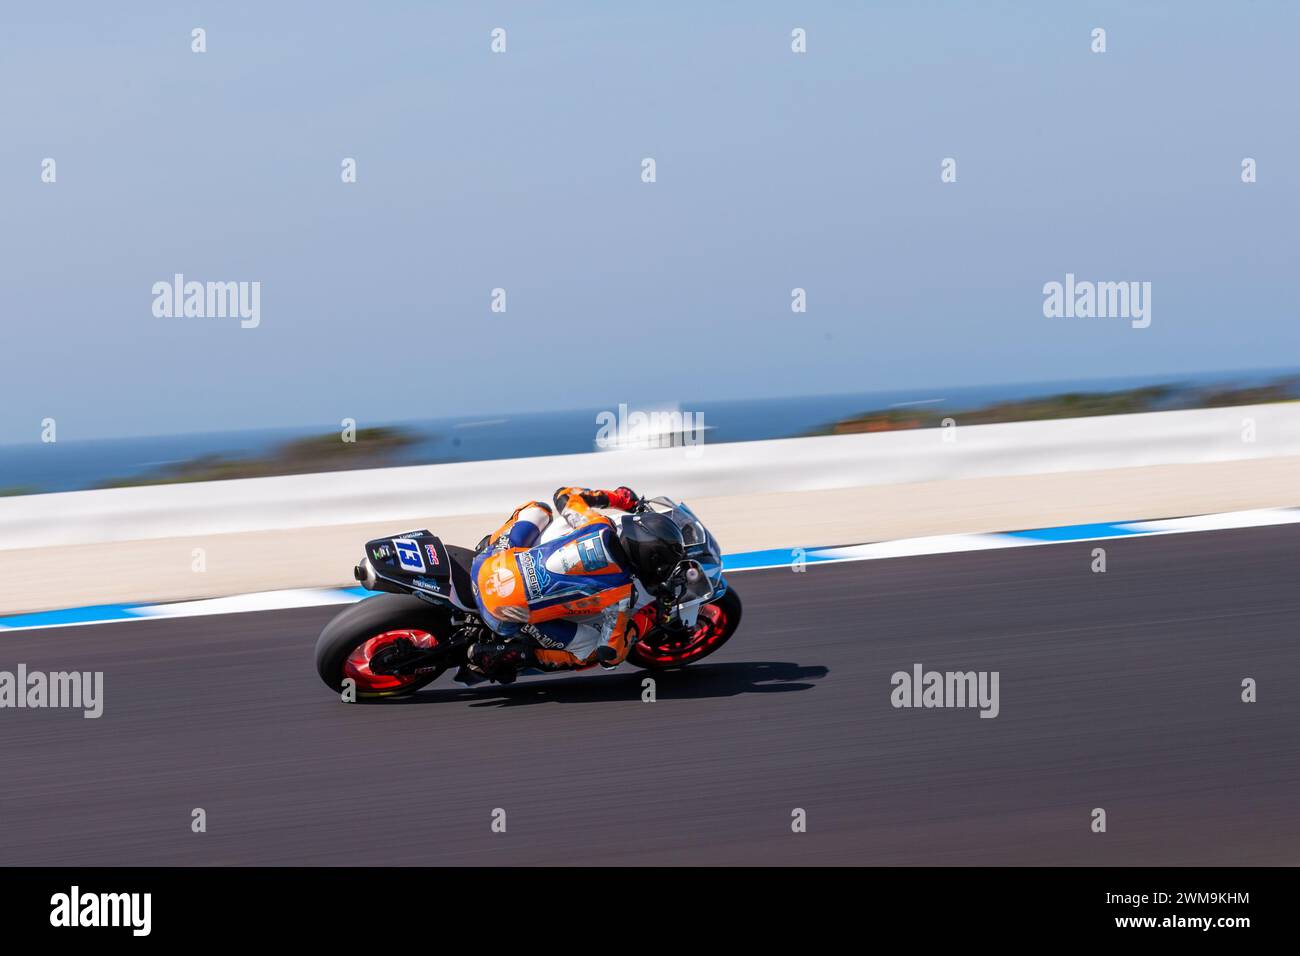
top-left (343, 629), bottom-right (439, 692)
top-left (641, 603), bottom-right (729, 665)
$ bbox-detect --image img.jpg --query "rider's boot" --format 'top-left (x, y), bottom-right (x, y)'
top-left (452, 665), bottom-right (489, 686)
top-left (451, 621), bottom-right (491, 686)
top-left (464, 640), bottom-right (537, 684)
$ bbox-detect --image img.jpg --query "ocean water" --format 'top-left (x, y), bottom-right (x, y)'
top-left (2, 369), bottom-right (1294, 495)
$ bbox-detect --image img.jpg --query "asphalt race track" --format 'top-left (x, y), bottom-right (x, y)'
top-left (1, 524), bottom-right (1296, 865)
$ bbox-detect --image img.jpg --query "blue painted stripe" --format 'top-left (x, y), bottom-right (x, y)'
top-left (0, 603), bottom-right (141, 629)
top-left (723, 548), bottom-right (794, 570)
top-left (1001, 522), bottom-right (1144, 542)
top-left (723, 547), bottom-right (840, 570)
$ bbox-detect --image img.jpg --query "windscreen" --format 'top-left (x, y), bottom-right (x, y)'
top-left (642, 497), bottom-right (725, 604)
top-left (643, 497), bottom-right (719, 560)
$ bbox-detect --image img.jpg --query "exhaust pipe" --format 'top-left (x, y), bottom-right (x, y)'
top-left (353, 557), bottom-right (378, 590)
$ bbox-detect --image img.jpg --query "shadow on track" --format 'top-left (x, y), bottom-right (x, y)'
top-left (390, 660), bottom-right (829, 708)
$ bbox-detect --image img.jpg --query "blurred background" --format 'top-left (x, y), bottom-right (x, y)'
top-left (3, 0), bottom-right (1299, 492)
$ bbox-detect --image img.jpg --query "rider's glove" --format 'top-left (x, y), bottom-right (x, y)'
top-left (605, 486), bottom-right (639, 511)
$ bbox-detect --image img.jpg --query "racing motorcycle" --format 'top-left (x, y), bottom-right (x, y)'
top-left (314, 496), bottom-right (742, 699)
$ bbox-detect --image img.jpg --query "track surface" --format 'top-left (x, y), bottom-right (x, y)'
top-left (1, 525), bottom-right (1297, 865)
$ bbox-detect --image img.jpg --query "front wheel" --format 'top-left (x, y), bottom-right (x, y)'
top-left (315, 594), bottom-right (455, 699)
top-left (626, 587), bottom-right (742, 670)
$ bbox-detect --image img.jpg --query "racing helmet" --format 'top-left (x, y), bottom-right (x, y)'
top-left (617, 512), bottom-right (687, 593)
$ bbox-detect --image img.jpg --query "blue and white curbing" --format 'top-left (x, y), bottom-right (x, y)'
top-left (3, 507), bottom-right (1298, 633)
top-left (721, 507), bottom-right (1300, 570)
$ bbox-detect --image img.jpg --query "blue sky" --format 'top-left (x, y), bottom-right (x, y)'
top-left (2, 1), bottom-right (1297, 443)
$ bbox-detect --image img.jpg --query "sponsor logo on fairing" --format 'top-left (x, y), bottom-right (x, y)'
top-left (424, 543), bottom-right (440, 566)
top-left (394, 538), bottom-right (424, 572)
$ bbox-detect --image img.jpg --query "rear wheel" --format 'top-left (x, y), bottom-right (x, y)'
top-left (626, 587), bottom-right (742, 670)
top-left (315, 594), bottom-right (455, 699)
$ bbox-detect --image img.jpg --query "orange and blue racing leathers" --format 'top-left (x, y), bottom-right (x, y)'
top-left (470, 486), bottom-right (644, 670)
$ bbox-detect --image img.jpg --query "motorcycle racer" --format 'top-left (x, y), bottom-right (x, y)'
top-left (460, 485), bottom-right (687, 684)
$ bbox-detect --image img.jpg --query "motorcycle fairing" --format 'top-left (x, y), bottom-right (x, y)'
top-left (360, 531), bottom-right (477, 611)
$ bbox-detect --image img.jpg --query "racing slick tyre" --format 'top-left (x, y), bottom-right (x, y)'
top-left (626, 587), bottom-right (742, 670)
top-left (315, 594), bottom-right (455, 700)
